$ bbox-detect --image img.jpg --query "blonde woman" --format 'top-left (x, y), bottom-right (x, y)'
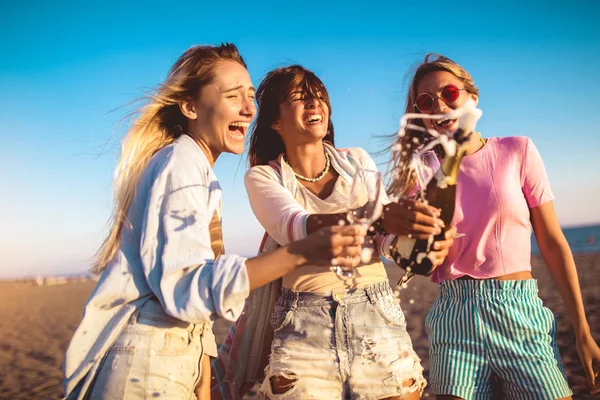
top-left (388, 53), bottom-right (600, 399)
top-left (63, 44), bottom-right (364, 400)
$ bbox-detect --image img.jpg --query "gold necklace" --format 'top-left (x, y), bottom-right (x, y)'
top-left (291, 152), bottom-right (331, 182)
top-left (477, 132), bottom-right (486, 146)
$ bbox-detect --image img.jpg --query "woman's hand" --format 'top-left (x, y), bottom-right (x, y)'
top-left (429, 226), bottom-right (456, 267)
top-left (381, 199), bottom-right (444, 239)
top-left (247, 225), bottom-right (365, 290)
top-left (576, 333), bottom-right (600, 394)
top-left (293, 225), bottom-right (365, 267)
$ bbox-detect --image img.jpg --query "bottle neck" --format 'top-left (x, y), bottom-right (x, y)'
top-left (440, 147), bottom-right (467, 185)
top-left (440, 129), bottom-right (482, 184)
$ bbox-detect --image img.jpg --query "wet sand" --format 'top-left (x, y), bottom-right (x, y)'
top-left (1, 253), bottom-right (598, 399)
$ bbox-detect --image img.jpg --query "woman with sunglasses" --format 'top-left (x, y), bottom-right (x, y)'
top-left (212, 65), bottom-right (457, 400)
top-left (62, 45), bottom-right (366, 400)
top-left (388, 53), bottom-right (600, 399)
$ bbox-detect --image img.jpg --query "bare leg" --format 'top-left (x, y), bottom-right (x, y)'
top-left (194, 354), bottom-right (211, 400)
top-left (270, 375), bottom-right (298, 394)
top-left (383, 378), bottom-right (420, 400)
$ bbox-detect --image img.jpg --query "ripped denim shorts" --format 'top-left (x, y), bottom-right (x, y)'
top-left (260, 280), bottom-right (425, 400)
top-left (87, 298), bottom-right (216, 399)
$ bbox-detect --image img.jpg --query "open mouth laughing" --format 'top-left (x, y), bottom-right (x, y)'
top-left (303, 113), bottom-right (323, 124)
top-left (228, 122), bottom-right (250, 139)
top-left (435, 118), bottom-right (457, 130)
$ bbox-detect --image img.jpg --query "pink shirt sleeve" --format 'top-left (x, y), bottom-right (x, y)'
top-left (521, 138), bottom-right (554, 208)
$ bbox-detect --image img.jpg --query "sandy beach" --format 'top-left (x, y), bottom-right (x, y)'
top-left (1, 253), bottom-right (598, 399)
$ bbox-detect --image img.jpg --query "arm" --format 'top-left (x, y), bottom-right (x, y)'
top-left (245, 166), bottom-right (356, 238)
top-left (245, 152), bottom-right (442, 243)
top-left (245, 167), bottom-right (311, 244)
top-left (531, 203), bottom-right (589, 335)
top-left (348, 148), bottom-right (443, 238)
top-left (531, 202), bottom-right (600, 392)
top-left (140, 165), bottom-right (250, 323)
top-left (245, 224), bottom-right (364, 289)
top-left (141, 165), bottom-right (364, 323)
top-left (521, 137), bottom-right (599, 392)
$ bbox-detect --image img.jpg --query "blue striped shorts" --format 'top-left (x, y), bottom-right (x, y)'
top-left (425, 279), bottom-right (572, 400)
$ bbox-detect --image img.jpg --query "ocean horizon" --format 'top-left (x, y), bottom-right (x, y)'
top-left (532, 223), bottom-right (600, 255)
top-left (4, 223), bottom-right (599, 281)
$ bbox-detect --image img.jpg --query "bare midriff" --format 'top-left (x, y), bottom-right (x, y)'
top-left (456, 270), bottom-right (533, 281)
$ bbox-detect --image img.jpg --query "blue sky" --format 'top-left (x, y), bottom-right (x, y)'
top-left (1, 1), bottom-right (599, 278)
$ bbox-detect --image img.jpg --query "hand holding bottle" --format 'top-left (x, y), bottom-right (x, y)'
top-left (380, 199), bottom-right (444, 239)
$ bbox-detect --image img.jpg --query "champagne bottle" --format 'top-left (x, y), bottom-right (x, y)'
top-left (392, 104), bottom-right (482, 276)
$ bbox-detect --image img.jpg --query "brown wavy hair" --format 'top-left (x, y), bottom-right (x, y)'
top-left (248, 65), bottom-right (335, 167)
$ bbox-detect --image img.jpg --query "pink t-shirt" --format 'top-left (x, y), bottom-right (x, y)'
top-left (431, 136), bottom-right (554, 283)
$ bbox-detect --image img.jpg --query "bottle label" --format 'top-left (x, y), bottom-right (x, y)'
top-left (395, 237), bottom-right (416, 259)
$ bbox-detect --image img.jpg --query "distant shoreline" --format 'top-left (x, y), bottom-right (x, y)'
top-left (560, 222), bottom-right (600, 229)
top-left (3, 223), bottom-right (599, 281)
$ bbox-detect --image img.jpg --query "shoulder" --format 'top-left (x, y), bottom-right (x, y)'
top-left (334, 147), bottom-right (373, 167)
top-left (491, 136), bottom-right (532, 151)
top-left (244, 161), bottom-right (282, 184)
top-left (488, 136), bottom-right (534, 160)
top-left (147, 135), bottom-right (212, 183)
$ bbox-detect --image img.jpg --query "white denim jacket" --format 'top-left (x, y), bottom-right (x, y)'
top-left (63, 135), bottom-right (249, 399)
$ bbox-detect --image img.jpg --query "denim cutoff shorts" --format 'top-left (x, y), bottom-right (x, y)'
top-left (88, 298), bottom-right (215, 399)
top-left (260, 280), bottom-right (425, 399)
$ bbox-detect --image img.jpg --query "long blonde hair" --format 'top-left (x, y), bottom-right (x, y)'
top-left (92, 43), bottom-right (247, 274)
top-left (386, 53), bottom-right (478, 197)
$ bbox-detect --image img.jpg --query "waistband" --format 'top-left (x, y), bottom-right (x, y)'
top-left (279, 279), bottom-right (392, 307)
top-left (439, 278), bottom-right (539, 299)
top-left (132, 297), bottom-right (209, 334)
